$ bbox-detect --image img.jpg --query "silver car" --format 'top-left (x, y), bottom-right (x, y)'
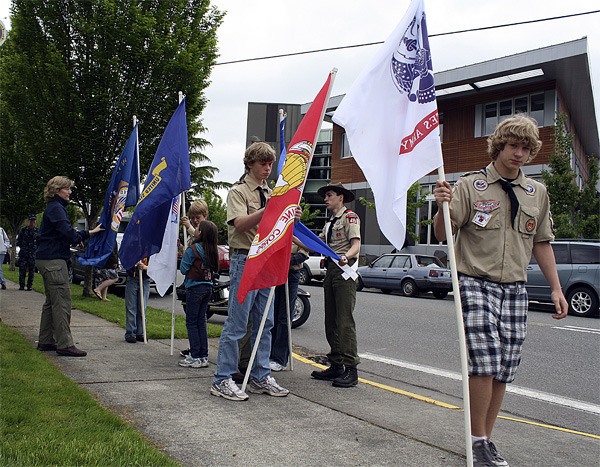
top-left (526, 240), bottom-right (600, 317)
top-left (357, 253), bottom-right (452, 299)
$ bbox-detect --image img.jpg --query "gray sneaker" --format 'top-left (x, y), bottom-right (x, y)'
top-left (210, 378), bottom-right (249, 401)
top-left (472, 440), bottom-right (495, 467)
top-left (488, 441), bottom-right (509, 466)
top-left (248, 375), bottom-right (289, 397)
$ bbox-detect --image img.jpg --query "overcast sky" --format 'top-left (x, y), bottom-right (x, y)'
top-left (2, 0), bottom-right (599, 198)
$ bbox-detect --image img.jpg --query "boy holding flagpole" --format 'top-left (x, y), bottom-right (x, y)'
top-left (433, 115), bottom-right (568, 466)
top-left (211, 142), bottom-right (291, 401)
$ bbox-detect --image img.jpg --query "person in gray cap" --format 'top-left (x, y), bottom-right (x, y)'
top-left (17, 214), bottom-right (39, 291)
top-left (311, 182), bottom-right (362, 388)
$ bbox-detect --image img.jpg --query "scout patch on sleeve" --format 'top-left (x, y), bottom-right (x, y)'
top-left (525, 218), bottom-right (536, 232)
top-left (473, 200), bottom-right (500, 213)
top-left (346, 211), bottom-right (359, 224)
top-left (473, 179), bottom-right (488, 191)
top-left (524, 184), bottom-right (536, 195)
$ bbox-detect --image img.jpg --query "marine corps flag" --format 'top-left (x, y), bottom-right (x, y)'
top-left (237, 70), bottom-right (336, 303)
top-left (332, 0), bottom-right (443, 250)
top-left (119, 99), bottom-right (191, 271)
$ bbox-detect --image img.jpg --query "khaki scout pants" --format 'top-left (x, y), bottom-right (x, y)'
top-left (36, 259), bottom-right (74, 349)
top-left (323, 261), bottom-right (360, 368)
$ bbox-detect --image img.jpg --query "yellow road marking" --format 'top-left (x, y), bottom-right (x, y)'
top-left (292, 353), bottom-right (600, 440)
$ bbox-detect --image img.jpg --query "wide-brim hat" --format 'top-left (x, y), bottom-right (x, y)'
top-left (317, 182), bottom-right (355, 202)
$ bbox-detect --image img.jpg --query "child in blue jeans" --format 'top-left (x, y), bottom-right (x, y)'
top-left (179, 220), bottom-right (219, 368)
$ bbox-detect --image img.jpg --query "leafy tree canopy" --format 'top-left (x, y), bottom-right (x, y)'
top-left (1, 0), bottom-right (225, 233)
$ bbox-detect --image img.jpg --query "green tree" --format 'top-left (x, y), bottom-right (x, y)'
top-left (577, 155), bottom-right (600, 239)
top-left (1, 0), bottom-right (224, 227)
top-left (358, 181), bottom-right (428, 243)
top-left (541, 113), bottom-right (579, 238)
top-left (299, 197), bottom-right (320, 228)
top-left (201, 190), bottom-right (228, 244)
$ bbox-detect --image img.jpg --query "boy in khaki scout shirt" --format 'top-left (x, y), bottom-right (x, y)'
top-left (433, 115), bottom-right (568, 467)
top-left (311, 182), bottom-right (362, 388)
top-left (211, 142), bottom-right (299, 402)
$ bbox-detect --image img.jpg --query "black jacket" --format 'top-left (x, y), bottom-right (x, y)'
top-left (36, 195), bottom-right (90, 261)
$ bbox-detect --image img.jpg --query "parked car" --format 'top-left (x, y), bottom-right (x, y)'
top-left (299, 253), bottom-right (326, 285)
top-left (217, 245), bottom-right (230, 274)
top-left (357, 253), bottom-right (452, 298)
top-left (526, 240), bottom-right (599, 317)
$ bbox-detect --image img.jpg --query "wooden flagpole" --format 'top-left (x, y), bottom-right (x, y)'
top-left (437, 165), bottom-right (473, 467)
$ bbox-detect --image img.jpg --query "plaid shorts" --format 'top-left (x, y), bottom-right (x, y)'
top-left (459, 275), bottom-right (528, 383)
top-left (96, 268), bottom-right (118, 282)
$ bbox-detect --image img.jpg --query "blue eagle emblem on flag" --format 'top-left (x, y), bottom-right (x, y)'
top-left (390, 12), bottom-right (435, 104)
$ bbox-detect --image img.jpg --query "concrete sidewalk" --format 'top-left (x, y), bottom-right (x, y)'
top-left (1, 281), bottom-right (596, 466)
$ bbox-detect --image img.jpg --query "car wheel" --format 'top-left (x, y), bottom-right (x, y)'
top-left (291, 295), bottom-right (310, 329)
top-left (402, 279), bottom-right (418, 297)
top-left (356, 277), bottom-right (364, 291)
top-left (164, 285), bottom-right (173, 296)
top-left (567, 286), bottom-right (599, 317)
top-left (298, 266), bottom-right (309, 286)
top-left (433, 290), bottom-right (448, 299)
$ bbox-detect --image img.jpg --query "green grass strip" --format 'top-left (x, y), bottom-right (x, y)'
top-left (0, 323), bottom-right (180, 466)
top-left (1, 265), bottom-right (222, 339)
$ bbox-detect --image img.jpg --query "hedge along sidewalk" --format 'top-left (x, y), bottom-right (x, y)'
top-left (1, 266), bottom-right (222, 339)
top-left (0, 323), bottom-right (180, 467)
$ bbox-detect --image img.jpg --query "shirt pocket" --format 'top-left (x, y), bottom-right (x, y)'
top-left (471, 204), bottom-right (501, 230)
top-left (247, 200), bottom-right (262, 214)
top-left (518, 205), bottom-right (540, 236)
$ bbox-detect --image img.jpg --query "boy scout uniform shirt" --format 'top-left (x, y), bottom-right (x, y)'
top-left (322, 207), bottom-right (361, 255)
top-left (227, 174), bottom-right (272, 250)
top-left (449, 162), bottom-right (554, 283)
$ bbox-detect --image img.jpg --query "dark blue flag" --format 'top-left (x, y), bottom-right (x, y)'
top-left (293, 221), bottom-right (339, 260)
top-left (119, 99), bottom-right (191, 270)
top-left (79, 124), bottom-right (140, 267)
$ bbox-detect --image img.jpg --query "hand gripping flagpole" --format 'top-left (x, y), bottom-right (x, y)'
top-left (438, 165), bottom-right (473, 467)
top-left (241, 286), bottom-right (276, 393)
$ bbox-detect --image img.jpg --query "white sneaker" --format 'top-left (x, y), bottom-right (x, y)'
top-left (269, 361), bottom-right (286, 372)
top-left (178, 356), bottom-right (205, 368)
top-left (247, 376), bottom-right (289, 397)
top-left (210, 378), bottom-right (249, 401)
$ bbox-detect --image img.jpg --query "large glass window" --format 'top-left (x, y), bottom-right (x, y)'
top-left (481, 92), bottom-right (546, 135)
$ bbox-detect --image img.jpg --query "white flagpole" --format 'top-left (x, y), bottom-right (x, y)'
top-left (284, 280), bottom-right (293, 370)
top-left (169, 92), bottom-right (185, 356)
top-left (241, 286), bottom-right (276, 393)
top-left (437, 166), bottom-right (473, 467)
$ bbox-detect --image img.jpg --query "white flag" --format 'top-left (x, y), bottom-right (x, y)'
top-left (332, 0), bottom-right (443, 250)
top-left (147, 196), bottom-right (180, 296)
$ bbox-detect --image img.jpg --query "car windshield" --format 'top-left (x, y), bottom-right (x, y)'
top-left (415, 256), bottom-right (444, 268)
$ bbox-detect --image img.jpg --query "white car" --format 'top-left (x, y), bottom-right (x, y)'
top-left (299, 253), bottom-right (326, 285)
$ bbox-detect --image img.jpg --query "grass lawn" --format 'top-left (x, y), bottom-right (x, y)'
top-left (1, 265), bottom-right (222, 339)
top-left (0, 323), bottom-right (180, 466)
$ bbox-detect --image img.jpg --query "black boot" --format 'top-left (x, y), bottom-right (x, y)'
top-left (332, 366), bottom-right (358, 388)
top-left (311, 363), bottom-right (345, 380)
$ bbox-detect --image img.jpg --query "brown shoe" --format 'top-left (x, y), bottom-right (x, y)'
top-left (37, 343), bottom-right (58, 351)
top-left (56, 346), bottom-right (87, 357)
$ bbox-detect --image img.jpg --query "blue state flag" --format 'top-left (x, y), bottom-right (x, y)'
top-left (293, 221), bottom-right (339, 260)
top-left (79, 124), bottom-right (140, 267)
top-left (119, 99), bottom-right (191, 270)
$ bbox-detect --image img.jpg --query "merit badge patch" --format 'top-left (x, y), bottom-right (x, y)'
top-left (525, 219), bottom-right (536, 232)
top-left (524, 184), bottom-right (536, 195)
top-left (472, 211), bottom-right (491, 227)
top-left (473, 179), bottom-right (488, 191)
top-left (346, 211), bottom-right (359, 224)
top-left (473, 200), bottom-right (500, 213)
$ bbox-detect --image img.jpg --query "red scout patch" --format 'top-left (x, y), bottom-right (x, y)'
top-left (346, 211), bottom-right (358, 224)
top-left (526, 219), bottom-right (536, 232)
top-left (473, 200), bottom-right (500, 213)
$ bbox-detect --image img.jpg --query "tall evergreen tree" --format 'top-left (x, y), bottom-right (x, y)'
top-left (541, 113), bottom-right (579, 238)
top-left (577, 155), bottom-right (600, 239)
top-left (1, 0), bottom-right (224, 228)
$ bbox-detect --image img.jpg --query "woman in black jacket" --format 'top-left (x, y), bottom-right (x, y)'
top-left (36, 176), bottom-right (103, 357)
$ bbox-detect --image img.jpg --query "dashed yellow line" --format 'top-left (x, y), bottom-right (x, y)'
top-left (292, 353), bottom-right (600, 440)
